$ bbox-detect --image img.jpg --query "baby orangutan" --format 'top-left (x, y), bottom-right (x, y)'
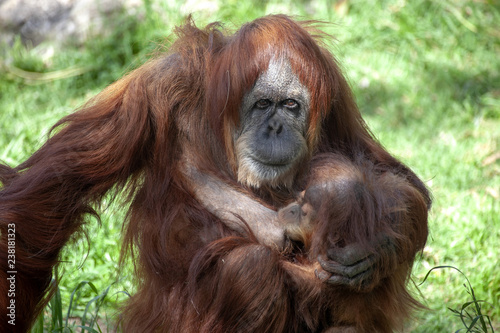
top-left (190, 153), bottom-right (428, 332)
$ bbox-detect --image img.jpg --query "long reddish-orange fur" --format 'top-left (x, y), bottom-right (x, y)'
top-left (286, 153), bottom-right (430, 332)
top-left (0, 15), bottom-right (430, 332)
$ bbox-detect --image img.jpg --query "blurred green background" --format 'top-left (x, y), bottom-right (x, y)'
top-left (1, 0), bottom-right (499, 331)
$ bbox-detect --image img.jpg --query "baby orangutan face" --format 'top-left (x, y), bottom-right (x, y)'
top-left (277, 189), bottom-right (319, 245)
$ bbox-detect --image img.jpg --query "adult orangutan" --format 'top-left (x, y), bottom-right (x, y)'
top-left (0, 15), bottom-right (430, 332)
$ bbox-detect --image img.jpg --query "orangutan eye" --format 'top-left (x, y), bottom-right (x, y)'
top-left (255, 99), bottom-right (271, 109)
top-left (283, 99), bottom-right (298, 108)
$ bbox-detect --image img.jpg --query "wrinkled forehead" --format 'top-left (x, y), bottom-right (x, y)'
top-left (244, 58), bottom-right (310, 105)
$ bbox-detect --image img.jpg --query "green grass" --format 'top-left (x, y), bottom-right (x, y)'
top-left (1, 0), bottom-right (499, 331)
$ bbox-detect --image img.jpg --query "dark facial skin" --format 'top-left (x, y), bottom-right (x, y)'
top-left (235, 58), bottom-right (310, 188)
top-left (277, 194), bottom-right (315, 246)
top-left (182, 58), bottom-right (311, 248)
